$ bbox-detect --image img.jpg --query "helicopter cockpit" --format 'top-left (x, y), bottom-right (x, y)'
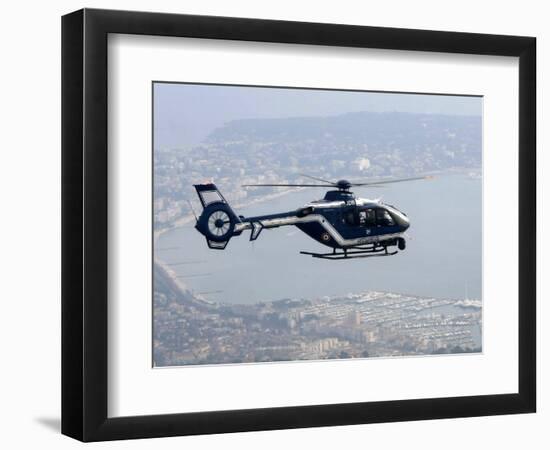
top-left (344, 206), bottom-right (396, 228)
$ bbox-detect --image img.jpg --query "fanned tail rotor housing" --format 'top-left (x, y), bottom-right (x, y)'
top-left (208, 210), bottom-right (231, 237)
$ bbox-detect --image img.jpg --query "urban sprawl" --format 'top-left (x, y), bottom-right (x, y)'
top-left (154, 263), bottom-right (481, 366)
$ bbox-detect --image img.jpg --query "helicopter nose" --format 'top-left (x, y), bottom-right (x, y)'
top-left (393, 211), bottom-right (410, 231)
top-left (385, 206), bottom-right (409, 231)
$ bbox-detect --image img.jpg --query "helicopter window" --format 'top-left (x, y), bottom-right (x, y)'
top-left (344, 210), bottom-right (356, 226)
top-left (365, 209), bottom-right (376, 226)
top-left (344, 208), bottom-right (376, 226)
top-left (358, 208), bottom-right (376, 226)
top-left (376, 209), bottom-right (395, 226)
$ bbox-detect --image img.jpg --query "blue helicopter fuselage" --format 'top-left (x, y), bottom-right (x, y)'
top-left (193, 183), bottom-right (410, 253)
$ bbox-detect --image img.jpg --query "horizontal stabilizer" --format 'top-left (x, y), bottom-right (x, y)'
top-left (250, 222), bottom-right (264, 241)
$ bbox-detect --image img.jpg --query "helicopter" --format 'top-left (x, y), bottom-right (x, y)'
top-left (192, 174), bottom-right (431, 260)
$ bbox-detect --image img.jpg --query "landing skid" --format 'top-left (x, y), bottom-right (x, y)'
top-left (300, 245), bottom-right (398, 260)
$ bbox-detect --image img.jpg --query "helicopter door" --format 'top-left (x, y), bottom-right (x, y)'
top-left (343, 207), bottom-right (357, 226)
top-left (358, 208), bottom-right (376, 227)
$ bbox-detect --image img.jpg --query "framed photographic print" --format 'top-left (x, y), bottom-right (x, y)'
top-left (61, 8), bottom-right (536, 442)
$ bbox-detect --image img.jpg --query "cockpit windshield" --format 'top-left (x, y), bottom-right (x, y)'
top-left (376, 209), bottom-right (395, 226)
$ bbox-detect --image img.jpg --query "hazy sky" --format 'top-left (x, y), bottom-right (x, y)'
top-left (153, 82), bottom-right (482, 148)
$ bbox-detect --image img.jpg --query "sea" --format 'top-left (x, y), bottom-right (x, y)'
top-left (155, 173), bottom-right (482, 305)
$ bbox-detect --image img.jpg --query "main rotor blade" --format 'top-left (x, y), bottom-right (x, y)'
top-left (242, 183), bottom-right (335, 188)
top-left (299, 173), bottom-right (336, 185)
top-left (352, 175), bottom-right (434, 186)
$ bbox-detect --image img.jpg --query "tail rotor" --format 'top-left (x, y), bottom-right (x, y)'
top-left (193, 183), bottom-right (241, 250)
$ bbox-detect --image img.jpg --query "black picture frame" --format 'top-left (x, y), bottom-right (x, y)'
top-left (61, 8), bottom-right (536, 442)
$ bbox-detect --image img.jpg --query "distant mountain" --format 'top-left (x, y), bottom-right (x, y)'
top-left (205, 111), bottom-right (481, 176)
top-left (209, 111), bottom-right (479, 143)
